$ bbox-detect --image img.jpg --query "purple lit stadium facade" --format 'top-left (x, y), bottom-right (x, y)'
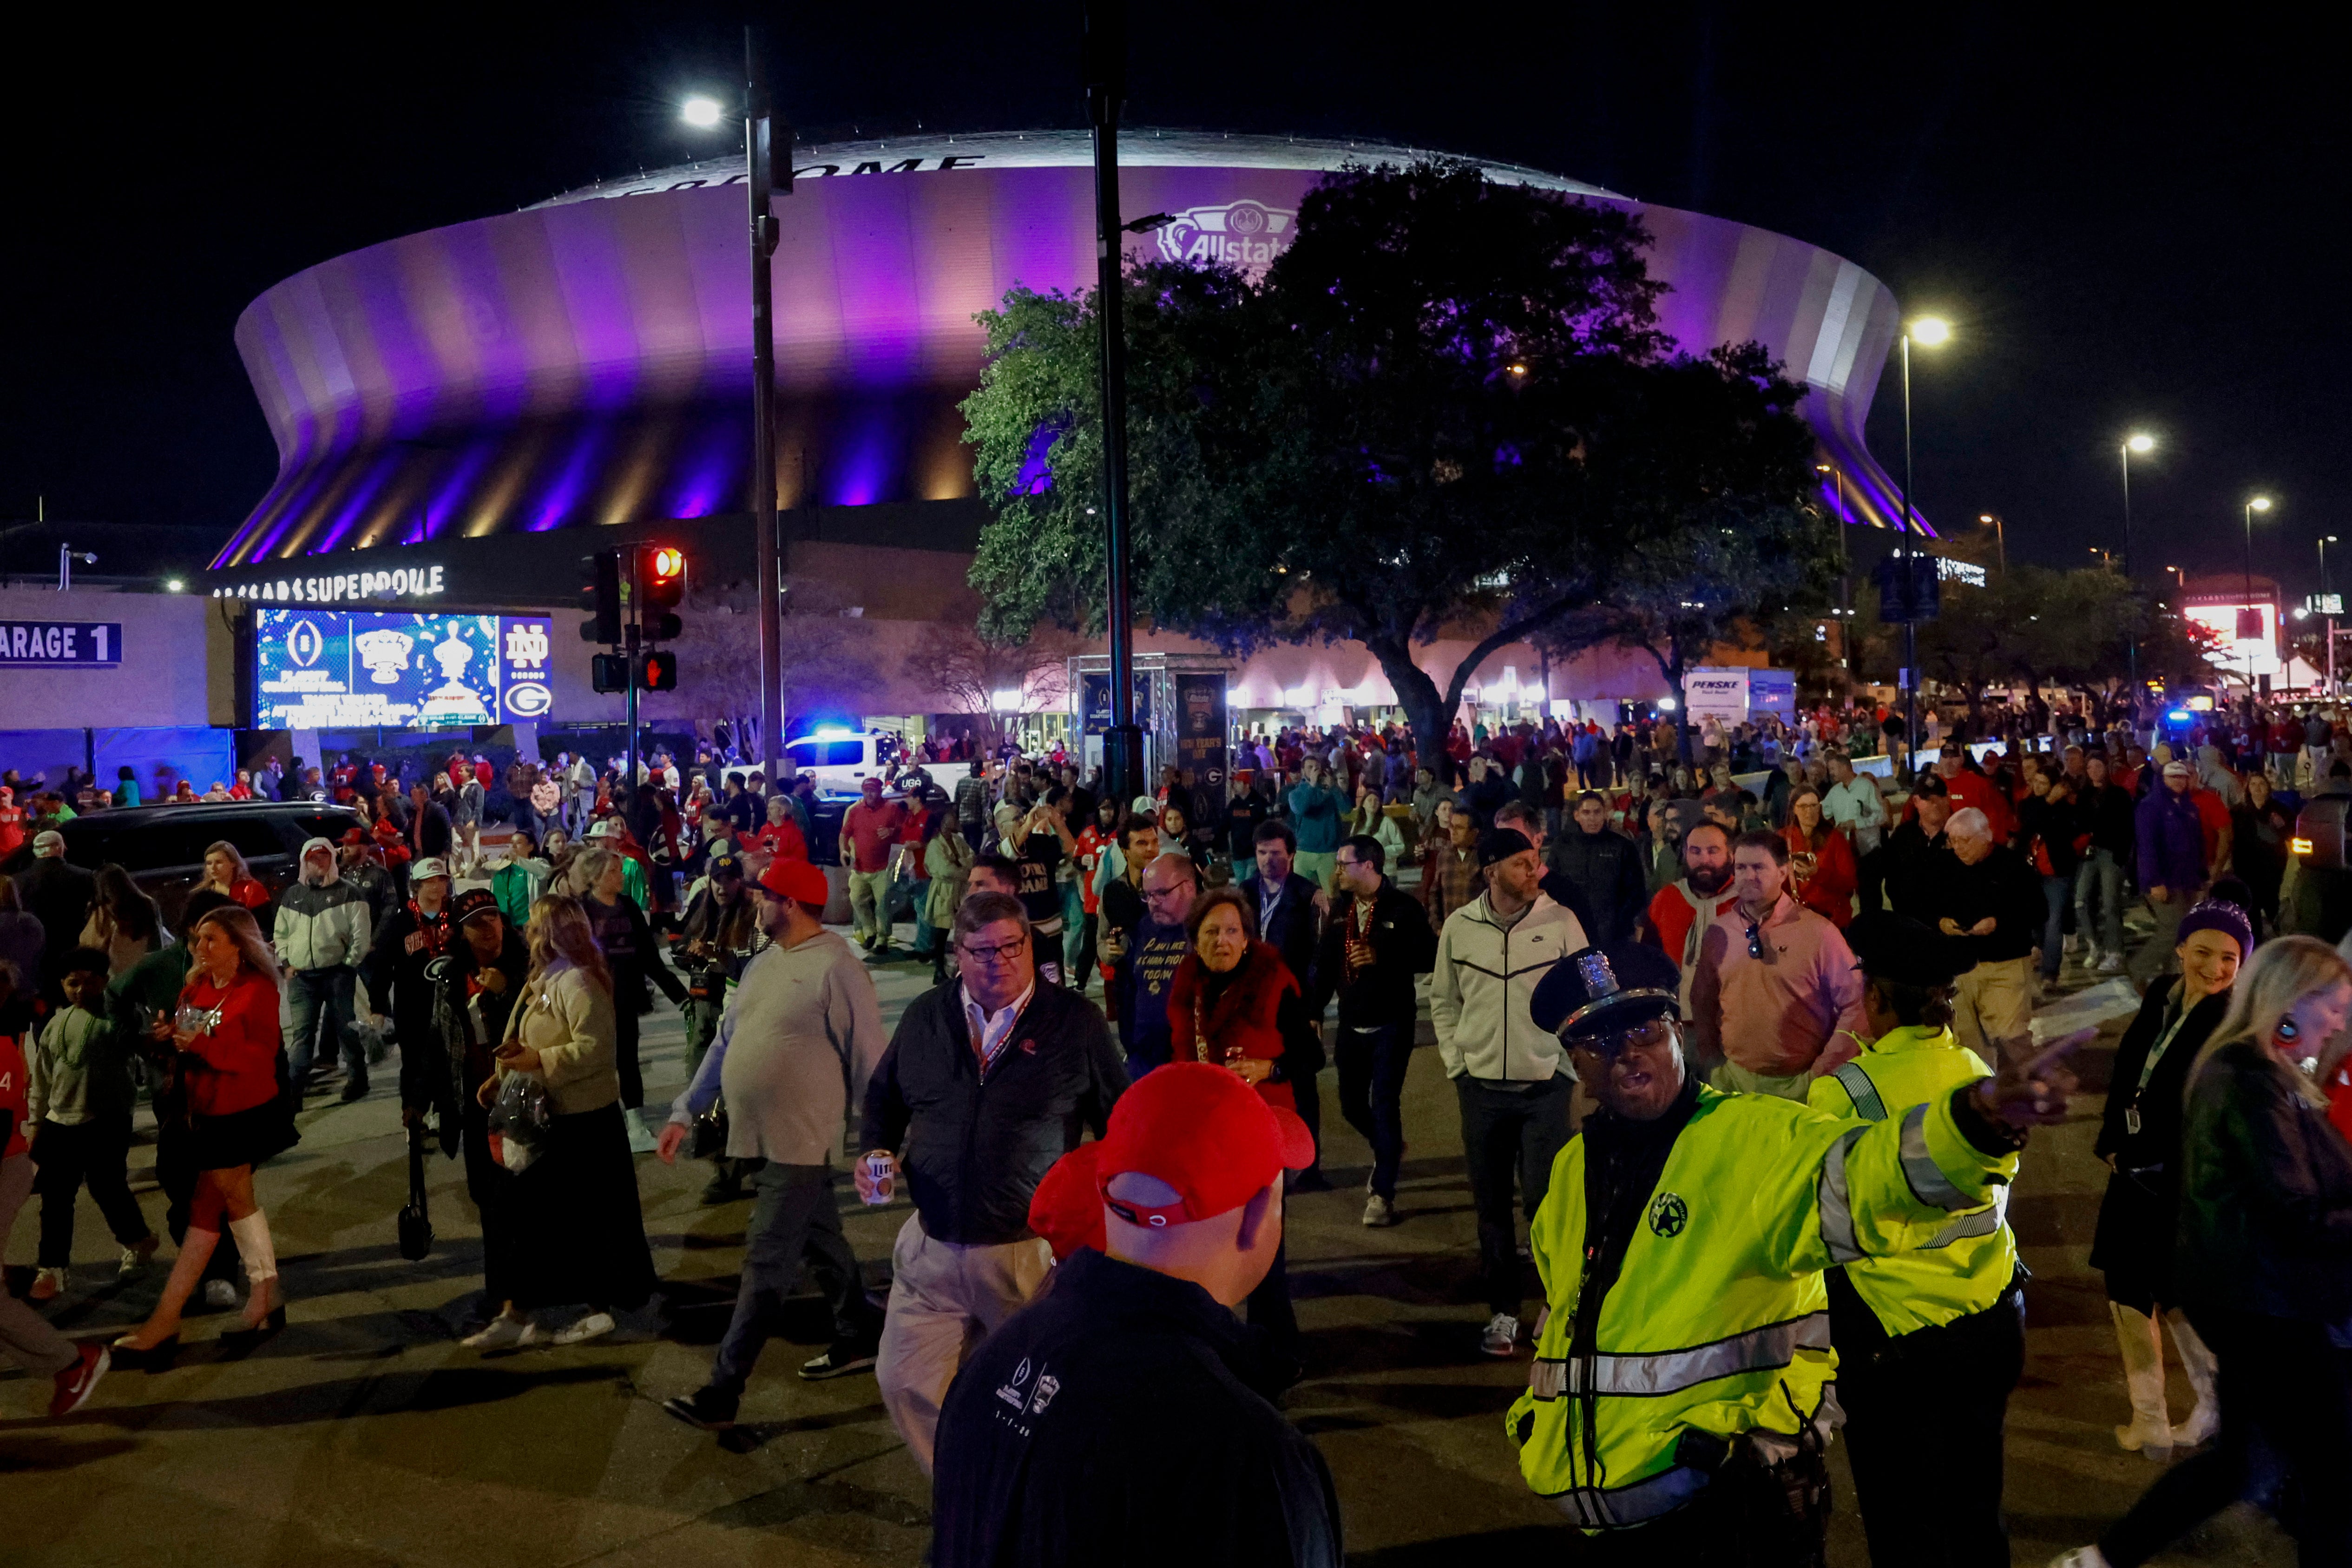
top-left (202, 131), bottom-right (1920, 722)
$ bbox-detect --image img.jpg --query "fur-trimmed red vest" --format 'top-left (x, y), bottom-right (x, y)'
top-left (1167, 939), bottom-right (1297, 1111)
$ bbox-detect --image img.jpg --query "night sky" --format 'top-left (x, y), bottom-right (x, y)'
top-left (8, 7), bottom-right (2343, 592)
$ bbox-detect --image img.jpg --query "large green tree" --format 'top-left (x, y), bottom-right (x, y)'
top-left (960, 159), bottom-right (1827, 774)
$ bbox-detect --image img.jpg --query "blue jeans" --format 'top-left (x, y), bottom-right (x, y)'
top-left (2040, 875), bottom-right (2071, 979)
top-left (287, 966), bottom-right (359, 1079)
top-left (2074, 847), bottom-right (2125, 955)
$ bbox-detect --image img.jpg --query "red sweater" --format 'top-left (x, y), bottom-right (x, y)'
top-left (178, 970), bottom-right (283, 1117)
top-left (1167, 941), bottom-right (1298, 1112)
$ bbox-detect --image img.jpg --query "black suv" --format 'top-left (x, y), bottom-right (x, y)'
top-left (0, 802), bottom-right (366, 928)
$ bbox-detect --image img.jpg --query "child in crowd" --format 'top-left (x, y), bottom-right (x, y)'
top-left (26, 948), bottom-right (157, 1301)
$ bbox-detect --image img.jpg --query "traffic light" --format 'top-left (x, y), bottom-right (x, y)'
top-left (638, 545), bottom-right (686, 641)
top-left (638, 648), bottom-right (680, 691)
top-left (580, 549), bottom-right (622, 643)
top-left (591, 651), bottom-right (631, 693)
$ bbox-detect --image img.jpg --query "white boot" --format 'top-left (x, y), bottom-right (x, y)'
top-left (2110, 1302), bottom-right (2173, 1459)
top-left (2166, 1309), bottom-right (2220, 1448)
top-left (228, 1209), bottom-right (281, 1325)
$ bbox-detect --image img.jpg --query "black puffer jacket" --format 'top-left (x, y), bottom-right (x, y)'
top-left (2176, 1038), bottom-right (2352, 1322)
top-left (861, 980), bottom-right (1129, 1246)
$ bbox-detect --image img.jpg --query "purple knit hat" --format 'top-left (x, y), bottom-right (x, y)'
top-left (2175, 898), bottom-right (2254, 959)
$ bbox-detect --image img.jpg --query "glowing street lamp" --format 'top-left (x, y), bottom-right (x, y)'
top-left (680, 95), bottom-right (724, 129)
top-left (2242, 495), bottom-right (2275, 706)
top-left (1893, 315), bottom-right (1953, 761)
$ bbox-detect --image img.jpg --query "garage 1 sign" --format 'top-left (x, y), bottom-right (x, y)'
top-left (0, 621), bottom-right (122, 667)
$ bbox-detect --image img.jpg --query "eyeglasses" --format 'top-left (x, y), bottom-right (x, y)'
top-left (1143, 882), bottom-right (1197, 904)
top-left (1583, 1017), bottom-right (1678, 1057)
top-left (1745, 923), bottom-right (1766, 960)
top-left (959, 937), bottom-right (1029, 964)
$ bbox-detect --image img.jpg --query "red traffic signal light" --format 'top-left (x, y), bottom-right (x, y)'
top-left (638, 649), bottom-right (680, 691)
top-left (637, 544), bottom-right (686, 642)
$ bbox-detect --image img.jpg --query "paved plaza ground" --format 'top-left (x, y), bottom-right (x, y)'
top-left (4, 925), bottom-right (2291, 1566)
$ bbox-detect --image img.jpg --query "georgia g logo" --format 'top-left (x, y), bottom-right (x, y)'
top-left (1648, 1192), bottom-right (1689, 1238)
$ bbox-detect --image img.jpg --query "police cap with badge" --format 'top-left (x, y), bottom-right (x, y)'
top-left (1530, 943), bottom-right (1683, 1048)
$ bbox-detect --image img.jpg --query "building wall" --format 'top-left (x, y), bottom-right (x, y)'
top-left (0, 585), bottom-right (233, 729)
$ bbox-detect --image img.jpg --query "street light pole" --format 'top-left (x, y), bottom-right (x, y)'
top-left (2120, 434), bottom-right (2154, 695)
top-left (2324, 535), bottom-right (2339, 695)
top-left (744, 29), bottom-right (789, 781)
top-left (1978, 512), bottom-right (2006, 576)
top-left (1083, 0), bottom-right (1142, 804)
top-left (1818, 463), bottom-right (1852, 686)
top-left (2243, 495), bottom-right (2273, 715)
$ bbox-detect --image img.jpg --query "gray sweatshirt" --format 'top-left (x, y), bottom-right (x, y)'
top-left (29, 1005), bottom-right (132, 1125)
top-left (669, 928), bottom-right (886, 1165)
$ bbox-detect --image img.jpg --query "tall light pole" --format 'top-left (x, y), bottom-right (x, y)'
top-left (2243, 494), bottom-right (2273, 712)
top-left (1816, 463), bottom-right (1852, 687)
top-left (2323, 534), bottom-right (2340, 695)
top-left (1977, 512), bottom-right (2006, 576)
top-left (2120, 432), bottom-right (2155, 695)
top-left (1897, 315), bottom-right (1951, 768)
top-left (1082, 0), bottom-right (1142, 803)
top-left (684, 34), bottom-right (790, 781)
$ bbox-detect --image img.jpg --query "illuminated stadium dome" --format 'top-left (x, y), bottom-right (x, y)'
top-left (210, 128), bottom-right (1918, 587)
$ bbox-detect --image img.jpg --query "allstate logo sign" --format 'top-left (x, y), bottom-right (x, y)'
top-left (1156, 200), bottom-right (1296, 275)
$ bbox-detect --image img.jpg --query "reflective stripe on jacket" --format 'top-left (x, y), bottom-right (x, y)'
top-left (1506, 1085), bottom-right (2016, 1530)
top-left (1806, 1026), bottom-right (2018, 1336)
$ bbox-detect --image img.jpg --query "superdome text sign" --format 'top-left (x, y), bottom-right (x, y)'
top-left (253, 609), bottom-right (553, 730)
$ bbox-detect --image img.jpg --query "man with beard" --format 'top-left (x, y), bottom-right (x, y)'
top-left (1505, 941), bottom-right (2072, 1562)
top-left (1642, 822), bottom-right (1739, 1013)
top-left (675, 845), bottom-right (767, 1203)
top-left (273, 838), bottom-right (374, 1098)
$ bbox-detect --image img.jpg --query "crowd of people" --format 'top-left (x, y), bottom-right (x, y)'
top-left (10, 692), bottom-right (2352, 1565)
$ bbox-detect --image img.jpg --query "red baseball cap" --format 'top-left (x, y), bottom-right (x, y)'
top-left (1025, 1063), bottom-right (1314, 1259)
top-left (757, 856), bottom-right (828, 905)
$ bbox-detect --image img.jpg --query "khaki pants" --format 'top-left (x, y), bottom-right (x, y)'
top-left (848, 869), bottom-right (894, 946)
top-left (1708, 1061), bottom-right (1814, 1101)
top-left (1954, 957), bottom-right (2035, 1069)
top-left (875, 1214), bottom-right (1051, 1474)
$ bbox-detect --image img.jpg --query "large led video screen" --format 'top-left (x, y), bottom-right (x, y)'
top-left (253, 609), bottom-right (554, 730)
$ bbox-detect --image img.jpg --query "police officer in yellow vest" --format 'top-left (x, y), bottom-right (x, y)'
top-left (1510, 941), bottom-right (2073, 1564)
top-left (1807, 912), bottom-right (2024, 1567)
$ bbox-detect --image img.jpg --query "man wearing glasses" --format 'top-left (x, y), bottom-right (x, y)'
top-left (1104, 852), bottom-right (1202, 1075)
top-left (855, 891), bottom-right (1129, 1474)
top-left (1308, 834), bottom-right (1436, 1227)
top-left (1688, 830), bottom-right (1866, 1100)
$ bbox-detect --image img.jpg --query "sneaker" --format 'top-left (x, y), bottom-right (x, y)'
top-left (662, 1386), bottom-right (738, 1430)
top-left (462, 1315), bottom-right (528, 1350)
top-left (2063, 933), bottom-right (2083, 956)
top-left (800, 1340), bottom-right (880, 1380)
top-left (339, 1076), bottom-right (371, 1103)
top-left (1363, 1194), bottom-right (1397, 1227)
top-left (1480, 1313), bottom-right (1520, 1358)
top-left (30, 1267), bottom-right (66, 1302)
top-left (863, 945), bottom-right (895, 964)
top-left (203, 1278), bottom-right (242, 1310)
top-left (551, 1311), bottom-right (616, 1345)
top-left (624, 1108), bottom-right (657, 1155)
top-left (699, 1175), bottom-right (748, 1206)
top-left (49, 1343), bottom-right (109, 1417)
top-left (2098, 951), bottom-right (2125, 974)
top-left (118, 1238), bottom-right (159, 1276)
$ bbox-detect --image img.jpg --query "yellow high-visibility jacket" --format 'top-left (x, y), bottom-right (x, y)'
top-left (1807, 1025), bottom-right (2018, 1336)
top-left (1507, 1082), bottom-right (2017, 1529)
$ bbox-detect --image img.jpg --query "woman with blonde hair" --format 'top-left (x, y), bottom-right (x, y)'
top-left (2061, 934), bottom-right (2352, 1568)
top-left (112, 906), bottom-right (296, 1365)
top-left (461, 894), bottom-right (655, 1349)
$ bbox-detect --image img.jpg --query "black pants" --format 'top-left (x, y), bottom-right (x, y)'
top-left (2100, 1307), bottom-right (2352, 1568)
top-left (1455, 1074), bottom-right (1572, 1317)
top-left (707, 1163), bottom-right (878, 1410)
top-left (1574, 1441), bottom-right (1832, 1567)
top-left (615, 1004), bottom-right (642, 1111)
top-left (1336, 1021), bottom-right (1412, 1200)
top-left (1855, 847), bottom-right (1886, 916)
top-left (1245, 1238), bottom-right (1299, 1378)
top-left (33, 1115), bottom-right (153, 1267)
top-left (1839, 1283), bottom-right (2024, 1568)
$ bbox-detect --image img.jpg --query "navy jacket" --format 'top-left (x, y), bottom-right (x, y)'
top-left (932, 1247), bottom-right (1343, 1568)
top-left (861, 981), bottom-right (1128, 1246)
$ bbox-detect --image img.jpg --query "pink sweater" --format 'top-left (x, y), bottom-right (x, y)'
top-left (1688, 894), bottom-right (1867, 1080)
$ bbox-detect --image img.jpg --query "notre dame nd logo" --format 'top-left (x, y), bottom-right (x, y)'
top-left (1648, 1193), bottom-right (1689, 1238)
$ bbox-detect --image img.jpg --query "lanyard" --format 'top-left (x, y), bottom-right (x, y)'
top-left (2125, 996), bottom-right (2198, 1136)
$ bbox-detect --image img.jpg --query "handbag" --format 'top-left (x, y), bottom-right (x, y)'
top-left (685, 1093), bottom-right (730, 1161)
top-left (397, 1122), bottom-right (434, 1260)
